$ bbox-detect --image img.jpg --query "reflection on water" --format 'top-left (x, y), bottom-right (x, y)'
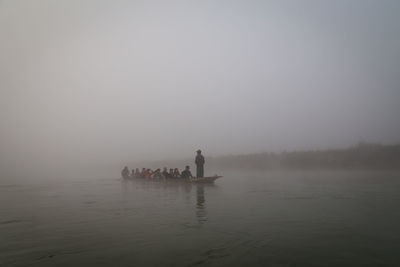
top-left (2, 171), bottom-right (400, 267)
top-left (196, 185), bottom-right (207, 224)
top-left (120, 179), bottom-right (214, 225)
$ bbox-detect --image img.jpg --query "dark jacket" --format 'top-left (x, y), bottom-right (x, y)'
top-left (162, 170), bottom-right (170, 178)
top-left (181, 169), bottom-right (193, 178)
top-left (195, 154), bottom-right (205, 166)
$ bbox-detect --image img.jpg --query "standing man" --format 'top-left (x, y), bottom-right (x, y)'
top-left (195, 149), bottom-right (205, 178)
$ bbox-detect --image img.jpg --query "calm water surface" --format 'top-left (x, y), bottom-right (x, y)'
top-left (1, 171), bottom-right (400, 266)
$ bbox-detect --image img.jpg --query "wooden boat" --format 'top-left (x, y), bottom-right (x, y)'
top-left (122, 175), bottom-right (222, 184)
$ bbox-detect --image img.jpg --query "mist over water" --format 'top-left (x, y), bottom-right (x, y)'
top-left (2, 171), bottom-right (400, 267)
top-left (1, 1), bottom-right (400, 266)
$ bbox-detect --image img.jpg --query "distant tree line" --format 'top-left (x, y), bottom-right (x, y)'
top-left (205, 143), bottom-right (400, 171)
top-left (133, 143), bottom-right (400, 171)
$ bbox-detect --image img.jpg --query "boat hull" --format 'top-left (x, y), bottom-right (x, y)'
top-left (123, 175), bottom-right (222, 183)
top-left (190, 176), bottom-right (222, 183)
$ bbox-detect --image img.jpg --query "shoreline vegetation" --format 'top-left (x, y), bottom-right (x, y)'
top-left (134, 143), bottom-right (400, 171)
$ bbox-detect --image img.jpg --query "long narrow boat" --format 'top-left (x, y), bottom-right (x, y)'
top-left (122, 175), bottom-right (222, 184)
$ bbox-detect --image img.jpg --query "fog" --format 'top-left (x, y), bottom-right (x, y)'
top-left (1, 0), bottom-right (400, 176)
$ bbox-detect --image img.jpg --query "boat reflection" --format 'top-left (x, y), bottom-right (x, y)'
top-left (196, 185), bottom-right (207, 224)
top-left (120, 178), bottom-right (216, 225)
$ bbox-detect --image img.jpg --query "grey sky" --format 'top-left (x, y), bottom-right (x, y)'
top-left (1, 0), bottom-right (400, 167)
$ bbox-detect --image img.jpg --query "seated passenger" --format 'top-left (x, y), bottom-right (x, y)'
top-left (135, 168), bottom-right (140, 178)
top-left (140, 168), bottom-right (147, 178)
top-left (131, 169), bottom-right (135, 179)
top-left (169, 168), bottom-right (174, 178)
top-left (145, 169), bottom-right (153, 179)
top-left (181, 166), bottom-right (193, 179)
top-left (162, 167), bottom-right (169, 178)
top-left (121, 166), bottom-right (130, 179)
top-left (173, 168), bottom-right (181, 178)
top-left (153, 169), bottom-right (162, 179)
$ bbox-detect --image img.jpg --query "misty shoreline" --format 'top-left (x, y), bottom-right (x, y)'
top-left (131, 143), bottom-right (400, 172)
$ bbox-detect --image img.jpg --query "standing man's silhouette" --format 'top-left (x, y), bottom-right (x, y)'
top-left (195, 150), bottom-right (205, 178)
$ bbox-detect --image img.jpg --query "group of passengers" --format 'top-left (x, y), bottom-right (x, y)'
top-left (122, 166), bottom-right (193, 179)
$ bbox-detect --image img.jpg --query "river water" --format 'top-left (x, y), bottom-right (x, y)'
top-left (1, 171), bottom-right (400, 266)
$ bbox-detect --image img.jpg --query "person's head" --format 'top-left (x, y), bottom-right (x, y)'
top-left (169, 168), bottom-right (173, 173)
top-left (174, 168), bottom-right (179, 172)
top-left (142, 168), bottom-right (145, 171)
top-left (185, 165), bottom-right (190, 170)
top-left (163, 167), bottom-right (167, 172)
top-left (197, 150), bottom-right (201, 154)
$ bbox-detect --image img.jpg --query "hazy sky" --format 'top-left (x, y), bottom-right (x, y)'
top-left (1, 0), bottom-right (400, 167)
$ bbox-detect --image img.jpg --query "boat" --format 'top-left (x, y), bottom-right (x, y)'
top-left (122, 175), bottom-right (222, 184)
